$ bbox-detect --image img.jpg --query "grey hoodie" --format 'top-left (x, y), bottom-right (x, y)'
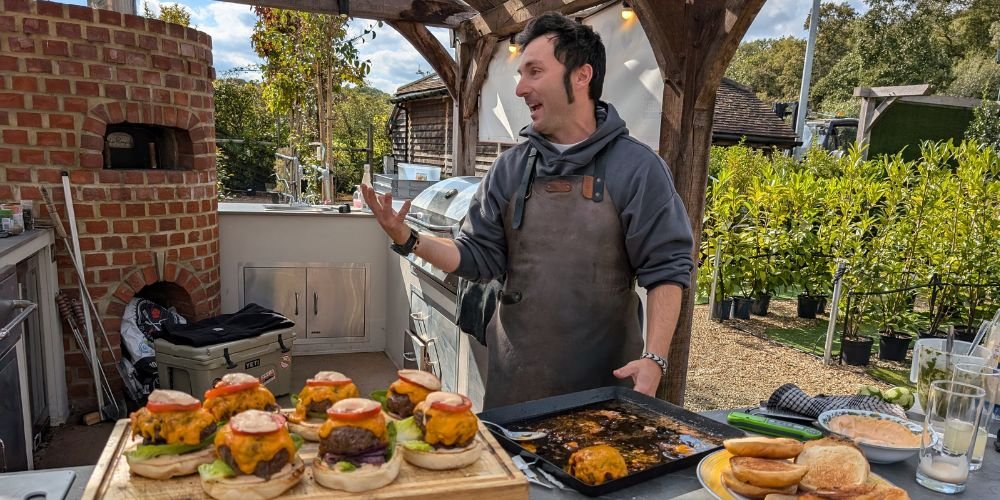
top-left (453, 102), bottom-right (694, 289)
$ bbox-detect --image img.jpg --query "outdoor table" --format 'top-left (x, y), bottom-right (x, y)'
top-left (27, 409), bottom-right (1000, 499)
top-left (529, 410), bottom-right (1000, 499)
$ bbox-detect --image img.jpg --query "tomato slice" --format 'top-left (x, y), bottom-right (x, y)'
top-left (147, 401), bottom-right (201, 413)
top-left (204, 380), bottom-right (259, 400)
top-left (306, 379), bottom-right (353, 387)
top-left (231, 411), bottom-right (286, 436)
top-left (430, 394), bottom-right (472, 413)
top-left (326, 398), bottom-right (381, 421)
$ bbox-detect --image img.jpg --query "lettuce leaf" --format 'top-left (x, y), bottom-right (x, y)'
top-left (291, 432), bottom-right (304, 451)
top-left (290, 393), bottom-right (300, 407)
top-left (402, 441), bottom-right (433, 452)
top-left (198, 459), bottom-right (237, 481)
top-left (395, 416), bottom-right (423, 443)
top-left (126, 432), bottom-right (215, 461)
top-left (290, 393), bottom-right (327, 419)
top-left (370, 389), bottom-right (388, 411)
top-left (386, 420), bottom-right (397, 460)
top-left (335, 461), bottom-right (357, 472)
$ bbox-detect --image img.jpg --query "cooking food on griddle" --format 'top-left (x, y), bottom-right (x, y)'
top-left (125, 389), bottom-right (217, 479)
top-left (313, 398), bottom-right (402, 492)
top-left (287, 371), bottom-right (360, 441)
top-left (566, 444), bottom-right (628, 485)
top-left (506, 401), bottom-right (719, 479)
top-left (383, 369), bottom-right (442, 419)
top-left (198, 410), bottom-right (305, 500)
top-left (203, 373), bottom-right (279, 421)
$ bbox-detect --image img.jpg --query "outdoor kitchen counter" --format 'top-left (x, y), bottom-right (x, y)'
top-left (218, 202), bottom-right (377, 216)
top-left (57, 410), bottom-right (1000, 499)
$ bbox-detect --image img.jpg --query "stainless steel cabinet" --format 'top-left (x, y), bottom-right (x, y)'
top-left (242, 265), bottom-right (367, 347)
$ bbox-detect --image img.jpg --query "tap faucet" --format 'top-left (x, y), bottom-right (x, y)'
top-left (274, 153), bottom-right (306, 206)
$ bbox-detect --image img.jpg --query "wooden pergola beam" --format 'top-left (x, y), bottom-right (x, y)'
top-left (388, 20), bottom-right (459, 99)
top-left (217, 0), bottom-right (478, 27)
top-left (853, 84), bottom-right (933, 98)
top-left (633, 0), bottom-right (767, 406)
top-left (473, 0), bottom-right (610, 38)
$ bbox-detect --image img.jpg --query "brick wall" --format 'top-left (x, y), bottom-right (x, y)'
top-left (0, 0), bottom-right (219, 413)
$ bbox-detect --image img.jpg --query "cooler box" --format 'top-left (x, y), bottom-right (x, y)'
top-left (154, 327), bottom-right (296, 397)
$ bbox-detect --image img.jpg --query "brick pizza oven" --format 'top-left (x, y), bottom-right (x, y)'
top-left (0, 0), bottom-right (219, 412)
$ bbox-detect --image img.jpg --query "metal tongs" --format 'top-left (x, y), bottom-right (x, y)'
top-left (511, 455), bottom-right (567, 490)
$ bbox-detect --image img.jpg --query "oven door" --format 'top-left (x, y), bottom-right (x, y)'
top-left (408, 280), bottom-right (459, 393)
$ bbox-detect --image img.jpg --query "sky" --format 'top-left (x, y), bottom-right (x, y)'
top-left (64, 0), bottom-right (869, 94)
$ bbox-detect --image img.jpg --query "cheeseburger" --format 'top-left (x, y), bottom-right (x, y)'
top-left (312, 398), bottom-right (402, 492)
top-left (385, 369), bottom-right (441, 419)
top-left (198, 410), bottom-right (305, 500)
top-left (203, 373), bottom-right (279, 421)
top-left (125, 389), bottom-right (217, 479)
top-left (287, 371), bottom-right (360, 441)
top-left (399, 391), bottom-right (481, 470)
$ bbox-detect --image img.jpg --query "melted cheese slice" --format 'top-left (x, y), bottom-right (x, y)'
top-left (204, 386), bottom-right (277, 421)
top-left (289, 383), bottom-right (359, 423)
top-left (130, 406), bottom-right (215, 445)
top-left (389, 379), bottom-right (431, 405)
top-left (318, 413), bottom-right (388, 441)
top-left (215, 422), bottom-right (296, 475)
top-left (419, 407), bottom-right (478, 447)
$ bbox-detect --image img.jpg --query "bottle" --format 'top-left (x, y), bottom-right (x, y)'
top-left (360, 164), bottom-right (372, 211)
top-left (22, 200), bottom-right (33, 230)
top-left (353, 185), bottom-right (363, 209)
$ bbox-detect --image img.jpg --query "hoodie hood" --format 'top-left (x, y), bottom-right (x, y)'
top-left (519, 101), bottom-right (628, 174)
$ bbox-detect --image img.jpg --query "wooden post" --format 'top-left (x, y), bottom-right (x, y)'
top-left (633, 0), bottom-right (766, 405)
top-left (453, 35), bottom-right (497, 177)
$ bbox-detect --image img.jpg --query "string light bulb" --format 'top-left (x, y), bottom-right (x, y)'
top-left (508, 36), bottom-right (518, 54)
top-left (621, 1), bottom-right (634, 20)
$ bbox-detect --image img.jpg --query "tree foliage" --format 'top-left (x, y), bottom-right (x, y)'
top-left (726, 0), bottom-right (1000, 114)
top-left (214, 77), bottom-right (288, 193)
top-left (143, 2), bottom-right (191, 27)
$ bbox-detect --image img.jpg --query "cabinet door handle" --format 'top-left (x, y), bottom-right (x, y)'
top-left (314, 292), bottom-right (318, 316)
top-left (294, 292), bottom-right (299, 316)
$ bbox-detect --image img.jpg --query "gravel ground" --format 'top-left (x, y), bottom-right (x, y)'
top-left (684, 300), bottom-right (892, 412)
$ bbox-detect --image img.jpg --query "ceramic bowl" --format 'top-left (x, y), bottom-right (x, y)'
top-left (817, 409), bottom-right (935, 464)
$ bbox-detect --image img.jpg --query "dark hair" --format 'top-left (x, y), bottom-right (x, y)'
top-left (515, 12), bottom-right (606, 103)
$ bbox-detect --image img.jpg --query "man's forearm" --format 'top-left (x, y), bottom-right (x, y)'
top-left (645, 284), bottom-right (683, 358)
top-left (412, 233), bottom-right (461, 273)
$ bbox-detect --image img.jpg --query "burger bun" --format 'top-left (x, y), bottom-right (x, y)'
top-left (126, 445), bottom-right (215, 479)
top-left (312, 446), bottom-right (403, 492)
top-left (200, 456), bottom-right (305, 500)
top-left (403, 440), bottom-right (482, 470)
top-left (286, 419), bottom-right (323, 442)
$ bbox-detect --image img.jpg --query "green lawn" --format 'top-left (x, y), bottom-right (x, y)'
top-left (763, 320), bottom-right (915, 389)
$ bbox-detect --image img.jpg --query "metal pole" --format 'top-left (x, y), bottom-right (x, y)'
top-left (824, 262), bottom-right (847, 364)
top-left (794, 0), bottom-right (821, 159)
top-left (708, 243), bottom-right (723, 321)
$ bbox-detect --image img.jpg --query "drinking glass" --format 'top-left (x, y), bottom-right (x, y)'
top-left (916, 380), bottom-right (986, 494)
top-left (951, 363), bottom-right (1000, 471)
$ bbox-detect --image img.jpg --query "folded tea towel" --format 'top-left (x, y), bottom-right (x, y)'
top-left (767, 383), bottom-right (907, 420)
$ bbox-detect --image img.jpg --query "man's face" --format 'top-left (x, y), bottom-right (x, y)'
top-left (515, 35), bottom-right (582, 138)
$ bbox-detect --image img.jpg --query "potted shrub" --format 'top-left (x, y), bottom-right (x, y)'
top-left (878, 310), bottom-right (919, 362)
top-left (840, 296), bottom-right (875, 366)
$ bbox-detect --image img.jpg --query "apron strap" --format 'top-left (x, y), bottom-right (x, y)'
top-left (591, 142), bottom-right (609, 203)
top-left (512, 147), bottom-right (538, 230)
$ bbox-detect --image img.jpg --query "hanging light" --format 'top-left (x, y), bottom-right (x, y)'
top-left (508, 36), bottom-right (518, 54)
top-left (621, 1), bottom-right (635, 21)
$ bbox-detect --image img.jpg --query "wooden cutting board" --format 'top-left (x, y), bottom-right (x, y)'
top-left (82, 419), bottom-right (528, 499)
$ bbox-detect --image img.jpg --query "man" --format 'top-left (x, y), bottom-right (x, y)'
top-left (363, 12), bottom-right (694, 409)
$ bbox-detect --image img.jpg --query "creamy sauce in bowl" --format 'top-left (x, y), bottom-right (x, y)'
top-left (828, 414), bottom-right (922, 448)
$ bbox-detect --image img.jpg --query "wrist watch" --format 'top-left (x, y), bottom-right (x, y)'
top-left (390, 228), bottom-right (419, 256)
top-left (641, 352), bottom-right (668, 376)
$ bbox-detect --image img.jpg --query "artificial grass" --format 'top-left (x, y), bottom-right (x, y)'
top-left (762, 320), bottom-right (915, 390)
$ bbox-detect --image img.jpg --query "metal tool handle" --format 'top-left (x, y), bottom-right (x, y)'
top-left (404, 214), bottom-right (456, 233)
top-left (294, 292), bottom-right (299, 316)
top-left (314, 292), bottom-right (318, 316)
top-left (0, 300), bottom-right (36, 340)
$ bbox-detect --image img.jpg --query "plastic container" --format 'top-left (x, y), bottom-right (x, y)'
top-left (397, 163), bottom-right (441, 182)
top-left (154, 327), bottom-right (296, 397)
top-left (353, 185), bottom-right (363, 209)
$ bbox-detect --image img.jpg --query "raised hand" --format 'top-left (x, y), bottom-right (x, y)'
top-left (360, 184), bottom-right (412, 244)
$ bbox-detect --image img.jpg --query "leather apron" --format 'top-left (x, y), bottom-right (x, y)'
top-left (483, 147), bottom-right (643, 409)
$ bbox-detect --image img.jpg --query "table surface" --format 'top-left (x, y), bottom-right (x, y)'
top-left (19, 410), bottom-right (1000, 500)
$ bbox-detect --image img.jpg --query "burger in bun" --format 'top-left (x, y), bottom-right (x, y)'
top-left (381, 369), bottom-right (441, 419)
top-left (396, 391), bottom-right (481, 470)
top-left (125, 389), bottom-right (217, 479)
top-left (287, 371), bottom-right (359, 441)
top-left (312, 398), bottom-right (402, 492)
top-left (203, 373), bottom-right (279, 422)
top-left (198, 410), bottom-right (305, 500)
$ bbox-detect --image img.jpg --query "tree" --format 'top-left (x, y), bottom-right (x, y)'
top-left (806, 2), bottom-right (860, 108)
top-left (947, 52), bottom-right (1000, 98)
top-left (966, 98), bottom-right (1000, 150)
top-left (142, 2), bottom-right (191, 27)
top-left (326, 86), bottom-right (393, 192)
top-left (214, 76), bottom-right (288, 193)
top-left (726, 37), bottom-right (806, 102)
